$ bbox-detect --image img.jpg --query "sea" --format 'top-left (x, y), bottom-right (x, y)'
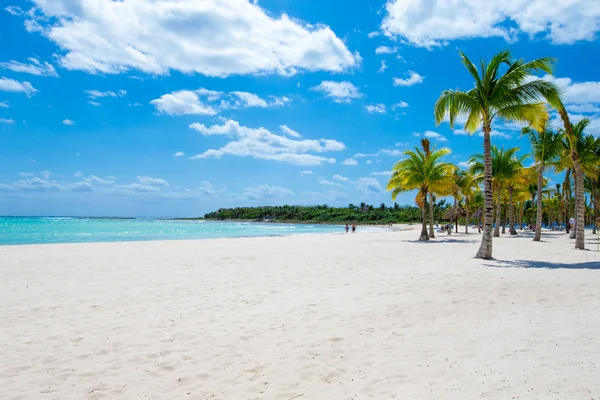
top-left (0, 217), bottom-right (360, 246)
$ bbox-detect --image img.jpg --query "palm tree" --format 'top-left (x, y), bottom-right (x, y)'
top-left (555, 118), bottom-right (598, 248)
top-left (459, 171), bottom-right (479, 234)
top-left (470, 146), bottom-right (526, 237)
top-left (522, 122), bottom-right (561, 241)
top-left (435, 50), bottom-right (560, 259)
top-left (387, 144), bottom-right (455, 241)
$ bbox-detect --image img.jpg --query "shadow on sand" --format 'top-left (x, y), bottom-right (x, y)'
top-left (485, 259), bottom-right (600, 270)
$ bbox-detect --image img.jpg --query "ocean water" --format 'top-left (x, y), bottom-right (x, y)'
top-left (0, 217), bottom-right (356, 245)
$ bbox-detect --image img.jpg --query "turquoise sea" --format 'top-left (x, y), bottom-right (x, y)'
top-left (0, 217), bottom-right (356, 246)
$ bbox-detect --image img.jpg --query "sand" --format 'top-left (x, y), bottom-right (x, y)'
top-left (1, 228), bottom-right (599, 399)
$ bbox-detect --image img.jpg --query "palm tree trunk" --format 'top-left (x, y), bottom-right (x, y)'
top-left (509, 186), bottom-right (517, 235)
top-left (419, 190), bottom-right (429, 241)
top-left (564, 169), bottom-right (571, 233)
top-left (533, 165), bottom-right (544, 241)
top-left (465, 201), bottom-right (469, 234)
top-left (475, 125), bottom-right (494, 259)
top-left (592, 180), bottom-right (598, 235)
top-left (428, 192), bottom-right (435, 239)
top-left (573, 160), bottom-right (585, 249)
top-left (501, 202), bottom-right (507, 234)
top-left (570, 172), bottom-right (577, 239)
top-left (493, 186), bottom-right (501, 237)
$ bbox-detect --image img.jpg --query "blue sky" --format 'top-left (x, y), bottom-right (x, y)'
top-left (1, 0), bottom-right (599, 217)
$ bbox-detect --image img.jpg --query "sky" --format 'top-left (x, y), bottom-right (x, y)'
top-left (1, 0), bottom-right (599, 217)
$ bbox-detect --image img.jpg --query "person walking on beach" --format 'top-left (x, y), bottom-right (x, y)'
top-left (345, 224), bottom-right (349, 233)
top-left (352, 223), bottom-right (356, 233)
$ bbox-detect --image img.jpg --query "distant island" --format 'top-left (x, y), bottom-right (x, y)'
top-left (193, 203), bottom-right (451, 224)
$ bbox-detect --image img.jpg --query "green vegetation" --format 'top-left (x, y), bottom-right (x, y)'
top-left (203, 203), bottom-right (451, 224)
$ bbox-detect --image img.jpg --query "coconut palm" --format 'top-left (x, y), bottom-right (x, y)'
top-left (434, 50), bottom-right (560, 259)
top-left (387, 144), bottom-right (456, 241)
top-left (555, 118), bottom-right (598, 248)
top-left (470, 146), bottom-right (526, 237)
top-left (459, 171), bottom-right (479, 234)
top-left (522, 122), bottom-right (561, 241)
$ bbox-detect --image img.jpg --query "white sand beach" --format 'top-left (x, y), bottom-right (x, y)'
top-left (1, 228), bottom-right (599, 399)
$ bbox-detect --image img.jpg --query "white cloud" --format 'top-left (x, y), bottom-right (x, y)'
top-left (40, 170), bottom-right (52, 179)
top-left (150, 90), bottom-right (217, 116)
top-left (151, 88), bottom-right (288, 116)
top-left (174, 152), bottom-right (185, 157)
top-left (311, 81), bottom-right (362, 103)
top-left (395, 142), bottom-right (409, 147)
top-left (566, 104), bottom-right (600, 113)
top-left (414, 130), bottom-right (448, 142)
top-left (112, 183), bottom-right (161, 194)
top-left (24, 0), bottom-right (359, 77)
top-left (0, 58), bottom-right (58, 77)
top-left (393, 71), bottom-right (424, 87)
top-left (188, 119), bottom-right (343, 166)
top-left (380, 149), bottom-right (403, 156)
top-left (300, 170), bottom-right (313, 176)
top-left (62, 119), bottom-right (75, 126)
top-left (454, 128), bottom-right (512, 139)
top-left (319, 177), bottom-right (341, 187)
top-left (354, 152), bottom-right (379, 158)
top-left (85, 89), bottom-right (127, 99)
top-left (392, 101), bottom-right (409, 109)
top-left (382, 0), bottom-right (600, 47)
top-left (0, 118), bottom-right (15, 124)
top-left (458, 161), bottom-right (472, 169)
top-left (378, 60), bottom-right (388, 73)
top-left (0, 77), bottom-right (37, 96)
top-left (371, 171), bottom-right (392, 177)
top-left (280, 125), bottom-right (302, 138)
top-left (366, 160), bottom-right (373, 164)
top-left (367, 31), bottom-right (380, 38)
top-left (137, 176), bottom-right (169, 187)
top-left (244, 185), bottom-right (294, 200)
top-left (87, 101), bottom-right (101, 106)
top-left (375, 46), bottom-right (397, 54)
top-left (0, 101), bottom-right (8, 108)
top-left (333, 174), bottom-right (350, 182)
top-left (342, 158), bottom-right (358, 166)
top-left (366, 104), bottom-right (386, 114)
top-left (5, 6), bottom-right (24, 16)
top-left (541, 75), bottom-right (600, 104)
top-left (354, 177), bottom-right (383, 195)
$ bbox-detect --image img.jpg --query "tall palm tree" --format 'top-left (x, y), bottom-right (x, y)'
top-left (555, 118), bottom-right (598, 248)
top-left (387, 144), bottom-right (455, 241)
top-left (470, 146), bottom-right (526, 237)
top-left (522, 122), bottom-right (561, 241)
top-left (459, 171), bottom-right (479, 234)
top-left (434, 50), bottom-right (560, 259)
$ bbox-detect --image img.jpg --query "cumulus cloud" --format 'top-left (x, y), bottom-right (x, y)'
top-left (151, 88), bottom-right (288, 116)
top-left (0, 118), bottom-right (15, 124)
top-left (21, 0), bottom-right (359, 77)
top-left (174, 152), bottom-right (185, 157)
top-left (280, 125), bottom-right (302, 138)
top-left (371, 171), bottom-right (392, 177)
top-left (454, 129), bottom-right (512, 139)
top-left (85, 89), bottom-right (127, 99)
top-left (137, 176), bottom-right (169, 187)
top-left (381, 0), bottom-right (600, 47)
top-left (188, 119), bottom-right (344, 166)
top-left (62, 119), bottom-right (75, 126)
top-left (378, 60), bottom-right (388, 73)
top-left (375, 46), bottom-right (397, 54)
top-left (414, 130), bottom-right (448, 142)
top-left (311, 81), bottom-right (362, 103)
top-left (342, 158), bottom-right (358, 166)
top-left (393, 71), bottom-right (424, 87)
top-left (0, 101), bottom-right (8, 108)
top-left (366, 104), bottom-right (386, 114)
top-left (0, 77), bottom-right (37, 96)
top-left (319, 177), bottom-right (341, 187)
top-left (354, 177), bottom-right (383, 195)
top-left (300, 170), bottom-right (313, 176)
top-left (333, 174), bottom-right (350, 182)
top-left (244, 185), bottom-right (294, 200)
top-left (0, 58), bottom-right (58, 77)
top-left (458, 161), bottom-right (472, 169)
top-left (392, 101), bottom-right (409, 109)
